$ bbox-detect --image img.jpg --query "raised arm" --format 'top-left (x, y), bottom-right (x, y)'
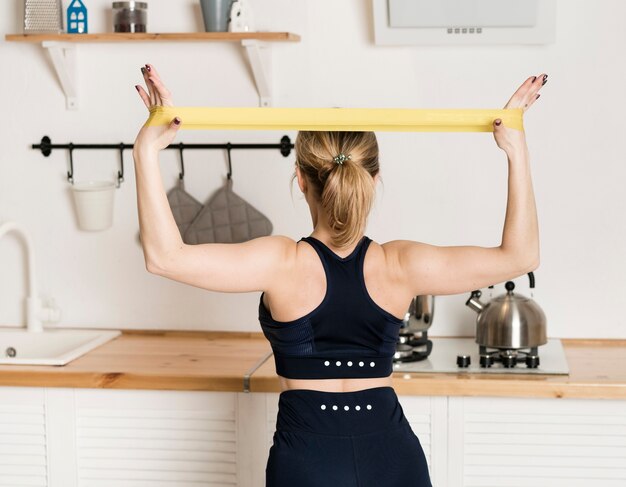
top-left (386, 74), bottom-right (546, 296)
top-left (132, 64), bottom-right (293, 293)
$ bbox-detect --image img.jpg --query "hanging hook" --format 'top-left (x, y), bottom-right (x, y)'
top-left (67, 142), bottom-right (75, 184)
top-left (178, 142), bottom-right (185, 180)
top-left (226, 142), bottom-right (233, 180)
top-left (117, 143), bottom-right (125, 188)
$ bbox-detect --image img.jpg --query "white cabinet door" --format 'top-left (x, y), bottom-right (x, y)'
top-left (448, 397), bottom-right (626, 487)
top-left (74, 389), bottom-right (238, 487)
top-left (0, 387), bottom-right (48, 487)
top-left (399, 395), bottom-right (448, 485)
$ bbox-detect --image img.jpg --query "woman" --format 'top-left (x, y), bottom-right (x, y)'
top-left (133, 64), bottom-right (544, 486)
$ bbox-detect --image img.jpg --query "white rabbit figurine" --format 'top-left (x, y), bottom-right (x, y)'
top-left (228, 0), bottom-right (256, 32)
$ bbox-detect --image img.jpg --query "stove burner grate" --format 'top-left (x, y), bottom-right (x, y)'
top-left (478, 345), bottom-right (540, 369)
top-left (393, 331), bottom-right (433, 363)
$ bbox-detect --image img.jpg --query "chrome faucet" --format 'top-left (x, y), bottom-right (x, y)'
top-left (0, 221), bottom-right (61, 333)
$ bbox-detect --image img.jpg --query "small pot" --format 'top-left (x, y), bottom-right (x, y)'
top-left (402, 295), bottom-right (435, 333)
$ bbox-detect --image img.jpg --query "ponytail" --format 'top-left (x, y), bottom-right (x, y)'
top-left (294, 131), bottom-right (379, 249)
top-left (321, 159), bottom-right (376, 248)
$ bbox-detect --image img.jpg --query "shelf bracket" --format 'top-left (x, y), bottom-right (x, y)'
top-left (241, 39), bottom-right (272, 107)
top-left (42, 41), bottom-right (78, 110)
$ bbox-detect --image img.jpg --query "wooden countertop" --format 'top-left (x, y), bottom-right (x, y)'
top-left (0, 330), bottom-right (624, 399)
top-left (0, 330), bottom-right (271, 392)
top-left (249, 338), bottom-right (626, 399)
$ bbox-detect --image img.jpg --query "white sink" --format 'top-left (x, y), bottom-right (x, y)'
top-left (0, 328), bottom-right (122, 365)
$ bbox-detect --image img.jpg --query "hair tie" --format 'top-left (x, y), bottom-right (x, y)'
top-left (333, 153), bottom-right (351, 165)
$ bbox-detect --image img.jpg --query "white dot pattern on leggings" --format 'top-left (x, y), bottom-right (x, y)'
top-left (324, 360), bottom-right (330, 366)
top-left (332, 405), bottom-right (338, 411)
top-left (320, 404), bottom-right (326, 410)
top-left (359, 361), bottom-right (364, 367)
top-left (336, 361), bottom-right (341, 366)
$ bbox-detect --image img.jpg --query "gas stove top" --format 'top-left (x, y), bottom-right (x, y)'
top-left (393, 337), bottom-right (569, 375)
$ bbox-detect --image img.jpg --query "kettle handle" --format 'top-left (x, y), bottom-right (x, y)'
top-left (528, 271), bottom-right (535, 289)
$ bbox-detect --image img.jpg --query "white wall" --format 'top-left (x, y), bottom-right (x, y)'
top-left (0, 0), bottom-right (624, 338)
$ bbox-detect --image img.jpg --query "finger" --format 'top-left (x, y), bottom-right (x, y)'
top-left (524, 92), bottom-right (541, 111)
top-left (145, 64), bottom-right (174, 106)
top-left (520, 73), bottom-right (546, 109)
top-left (506, 73), bottom-right (547, 110)
top-left (145, 63), bottom-right (163, 104)
top-left (148, 76), bottom-right (174, 107)
top-left (503, 76), bottom-right (536, 109)
top-left (148, 77), bottom-right (162, 105)
top-left (164, 117), bottom-right (182, 140)
top-left (135, 85), bottom-right (151, 109)
top-left (145, 63), bottom-right (162, 81)
top-left (141, 66), bottom-right (156, 105)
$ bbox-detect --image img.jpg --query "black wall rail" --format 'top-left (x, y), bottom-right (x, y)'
top-left (33, 135), bottom-right (294, 187)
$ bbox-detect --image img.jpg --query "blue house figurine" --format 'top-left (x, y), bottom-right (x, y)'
top-left (67, 0), bottom-right (88, 34)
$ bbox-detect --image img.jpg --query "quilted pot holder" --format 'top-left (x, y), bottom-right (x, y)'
top-left (136, 178), bottom-right (203, 245)
top-left (183, 178), bottom-right (273, 244)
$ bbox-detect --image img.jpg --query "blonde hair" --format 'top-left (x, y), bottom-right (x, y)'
top-left (294, 131), bottom-right (379, 249)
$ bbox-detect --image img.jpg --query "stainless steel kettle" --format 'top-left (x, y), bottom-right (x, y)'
top-left (465, 272), bottom-right (547, 349)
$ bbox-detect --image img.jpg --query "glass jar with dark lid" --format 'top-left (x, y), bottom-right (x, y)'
top-left (112, 1), bottom-right (148, 33)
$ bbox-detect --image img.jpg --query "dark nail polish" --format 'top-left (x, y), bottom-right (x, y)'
top-left (542, 74), bottom-right (548, 85)
top-left (146, 65), bottom-right (151, 71)
top-left (536, 94), bottom-right (540, 99)
top-left (495, 120), bottom-right (501, 125)
top-left (135, 85), bottom-right (140, 91)
top-left (532, 76), bottom-right (537, 83)
top-left (141, 67), bottom-right (145, 74)
top-left (174, 117), bottom-right (181, 125)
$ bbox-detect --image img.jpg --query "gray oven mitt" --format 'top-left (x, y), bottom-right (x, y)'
top-left (183, 178), bottom-right (273, 244)
top-left (136, 179), bottom-right (203, 246)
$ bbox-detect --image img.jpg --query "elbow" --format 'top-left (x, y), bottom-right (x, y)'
top-left (145, 259), bottom-right (162, 275)
top-left (525, 257), bottom-right (540, 273)
top-left (144, 251), bottom-right (167, 275)
top-left (502, 246), bottom-right (540, 276)
top-left (141, 244), bottom-right (169, 275)
top-left (145, 249), bottom-right (180, 276)
top-left (146, 260), bottom-right (165, 276)
top-left (521, 251), bottom-right (540, 274)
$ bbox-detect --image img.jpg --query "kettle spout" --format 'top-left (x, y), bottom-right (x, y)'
top-left (465, 290), bottom-right (485, 313)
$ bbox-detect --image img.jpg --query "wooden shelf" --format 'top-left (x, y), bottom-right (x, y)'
top-left (4, 32), bottom-right (300, 109)
top-left (5, 32), bottom-right (300, 43)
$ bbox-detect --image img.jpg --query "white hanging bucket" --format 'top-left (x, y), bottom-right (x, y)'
top-left (71, 180), bottom-right (116, 231)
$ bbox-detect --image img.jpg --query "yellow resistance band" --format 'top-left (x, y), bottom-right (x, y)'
top-left (145, 106), bottom-right (524, 132)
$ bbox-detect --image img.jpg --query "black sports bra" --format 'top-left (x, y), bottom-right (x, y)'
top-left (258, 236), bottom-right (403, 379)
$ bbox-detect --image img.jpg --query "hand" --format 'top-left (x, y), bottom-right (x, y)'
top-left (493, 73), bottom-right (547, 156)
top-left (133, 63), bottom-right (181, 154)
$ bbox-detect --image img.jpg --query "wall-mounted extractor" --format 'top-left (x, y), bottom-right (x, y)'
top-left (372, 0), bottom-right (556, 45)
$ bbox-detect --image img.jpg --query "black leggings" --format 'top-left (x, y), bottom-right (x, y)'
top-left (265, 386), bottom-right (432, 486)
